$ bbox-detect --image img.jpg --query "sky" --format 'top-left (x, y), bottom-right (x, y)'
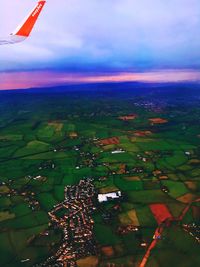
top-left (0, 0), bottom-right (200, 89)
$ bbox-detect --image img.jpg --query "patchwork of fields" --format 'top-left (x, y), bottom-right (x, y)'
top-left (0, 85), bottom-right (200, 267)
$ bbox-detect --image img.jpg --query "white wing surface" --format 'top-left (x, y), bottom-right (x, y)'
top-left (0, 0), bottom-right (46, 45)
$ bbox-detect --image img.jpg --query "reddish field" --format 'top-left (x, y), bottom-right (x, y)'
top-left (149, 204), bottom-right (173, 224)
top-left (149, 118), bottom-right (168, 124)
top-left (100, 137), bottom-right (120, 145)
top-left (118, 164), bottom-right (126, 174)
top-left (119, 114), bottom-right (137, 121)
top-left (101, 246), bottom-right (114, 257)
top-left (133, 130), bottom-right (152, 137)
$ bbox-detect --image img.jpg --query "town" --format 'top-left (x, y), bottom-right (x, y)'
top-left (36, 178), bottom-right (97, 267)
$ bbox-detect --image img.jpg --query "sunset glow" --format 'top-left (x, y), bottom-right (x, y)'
top-left (1, 69), bottom-right (200, 90)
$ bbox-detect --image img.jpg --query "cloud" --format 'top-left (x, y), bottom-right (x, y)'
top-left (1, 69), bottom-right (200, 90)
top-left (0, 0), bottom-right (200, 72)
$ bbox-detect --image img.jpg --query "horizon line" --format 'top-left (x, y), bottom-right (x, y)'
top-left (1, 69), bottom-right (200, 90)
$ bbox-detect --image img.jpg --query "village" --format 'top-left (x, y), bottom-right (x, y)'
top-left (36, 178), bottom-right (97, 267)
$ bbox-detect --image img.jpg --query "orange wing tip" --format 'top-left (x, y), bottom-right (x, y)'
top-left (13, 1), bottom-right (46, 37)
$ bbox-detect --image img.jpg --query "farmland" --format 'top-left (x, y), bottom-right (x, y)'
top-left (0, 83), bottom-right (200, 266)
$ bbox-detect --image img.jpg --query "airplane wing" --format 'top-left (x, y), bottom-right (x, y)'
top-left (0, 0), bottom-right (46, 45)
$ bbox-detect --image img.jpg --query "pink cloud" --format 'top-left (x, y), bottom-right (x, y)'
top-left (0, 69), bottom-right (200, 90)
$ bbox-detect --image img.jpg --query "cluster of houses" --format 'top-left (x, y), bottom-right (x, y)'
top-left (0, 177), bottom-right (42, 211)
top-left (37, 178), bottom-right (97, 267)
top-left (183, 223), bottom-right (200, 243)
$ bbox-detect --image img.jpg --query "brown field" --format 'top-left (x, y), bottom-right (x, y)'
top-left (177, 193), bottom-right (197, 203)
top-left (100, 137), bottom-right (120, 145)
top-left (77, 256), bottom-right (99, 267)
top-left (159, 175), bottom-right (169, 180)
top-left (69, 132), bottom-right (78, 138)
top-left (184, 181), bottom-right (197, 191)
top-left (48, 121), bottom-right (63, 132)
top-left (118, 164), bottom-right (126, 174)
top-left (149, 118), bottom-right (168, 124)
top-left (119, 114), bottom-right (137, 121)
top-left (188, 159), bottom-right (200, 164)
top-left (133, 131), bottom-right (152, 137)
top-left (192, 206), bottom-right (200, 220)
top-left (101, 246), bottom-right (115, 257)
top-left (124, 176), bottom-right (141, 181)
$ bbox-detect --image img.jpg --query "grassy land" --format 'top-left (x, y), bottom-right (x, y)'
top-left (0, 87), bottom-right (200, 266)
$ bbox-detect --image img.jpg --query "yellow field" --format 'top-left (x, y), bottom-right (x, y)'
top-left (48, 121), bottom-right (63, 132)
top-left (99, 186), bottom-right (119, 194)
top-left (119, 209), bottom-right (140, 226)
top-left (127, 210), bottom-right (140, 225)
top-left (77, 256), bottom-right (99, 267)
top-left (0, 211), bottom-right (15, 222)
top-left (0, 185), bottom-right (10, 194)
